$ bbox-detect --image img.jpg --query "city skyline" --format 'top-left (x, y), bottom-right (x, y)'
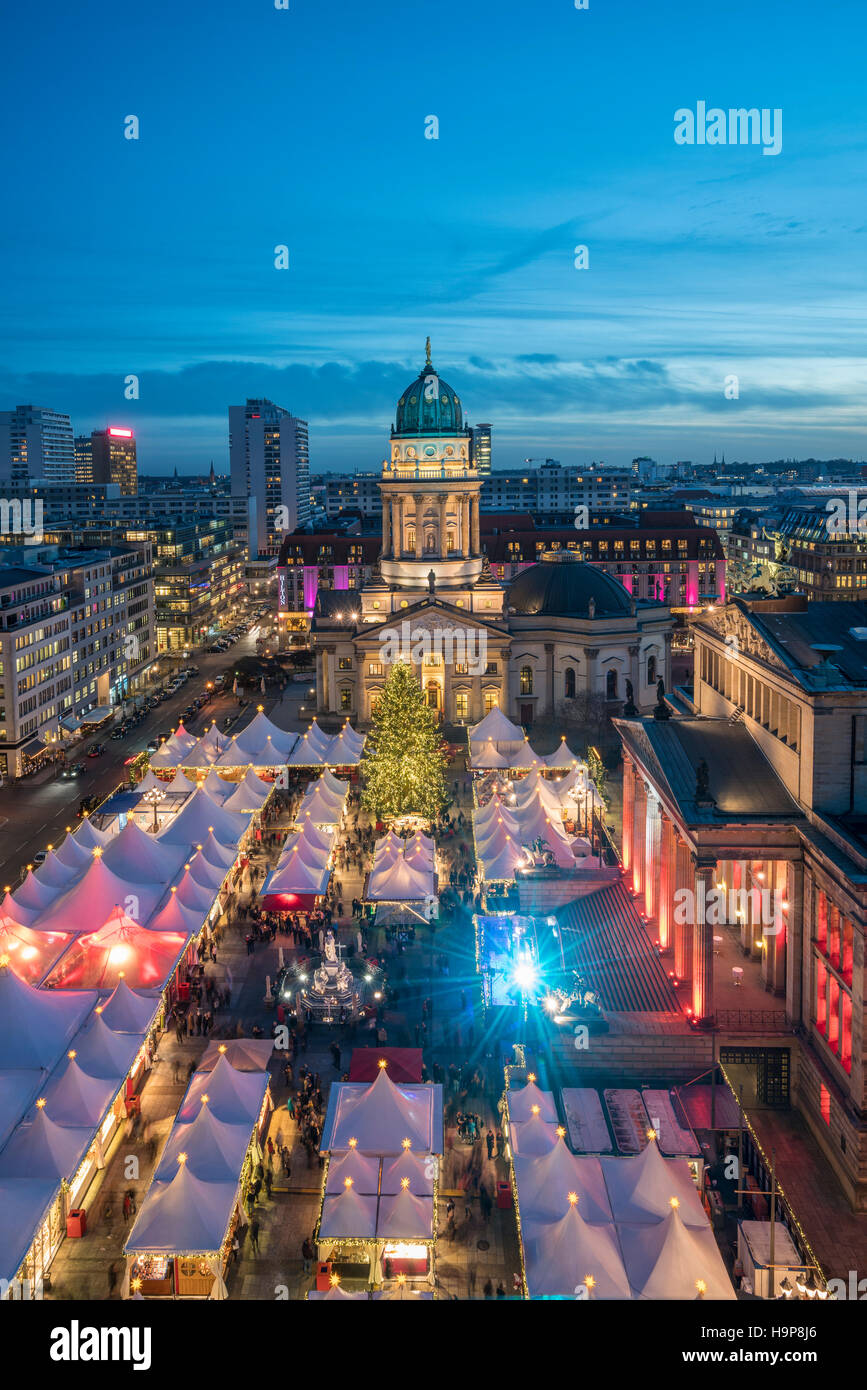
top-left (2, 0), bottom-right (866, 473)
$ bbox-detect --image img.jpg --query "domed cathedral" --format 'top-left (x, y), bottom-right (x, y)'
top-left (311, 343), bottom-right (674, 726)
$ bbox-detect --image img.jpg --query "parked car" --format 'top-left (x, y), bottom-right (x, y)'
top-left (87, 744), bottom-right (104, 758)
top-left (32, 850), bottom-right (48, 864)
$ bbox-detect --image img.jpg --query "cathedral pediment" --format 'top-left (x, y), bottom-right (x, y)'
top-left (700, 607), bottom-right (789, 674)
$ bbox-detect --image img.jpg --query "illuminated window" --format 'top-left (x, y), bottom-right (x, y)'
top-left (455, 692), bottom-right (469, 720)
top-left (340, 687), bottom-right (352, 711)
top-left (520, 665), bottom-right (533, 695)
top-left (484, 691), bottom-right (498, 714)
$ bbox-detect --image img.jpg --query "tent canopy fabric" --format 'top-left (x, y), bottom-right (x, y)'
top-left (156, 789), bottom-right (251, 849)
top-left (0, 962), bottom-right (96, 1070)
top-left (507, 1080), bottom-right (559, 1124)
top-left (469, 740), bottom-right (510, 770)
top-left (44, 907), bottom-right (190, 991)
top-left (366, 853), bottom-right (433, 903)
top-left (542, 740), bottom-right (580, 770)
top-left (320, 1070), bottom-right (443, 1156)
top-left (469, 707), bottom-right (525, 747)
top-left (524, 1202), bottom-right (632, 1300)
top-left (179, 1054), bottom-right (269, 1126)
top-left (125, 1160), bottom-right (240, 1256)
top-left (379, 1148), bottom-right (435, 1196)
top-left (600, 1143), bottom-right (709, 1227)
top-left (0, 1106), bottom-right (93, 1183)
top-left (377, 1187), bottom-right (433, 1241)
top-left (513, 1146), bottom-right (612, 1225)
top-left (325, 1149), bottom-right (382, 1195)
top-left (198, 1039), bottom-right (274, 1073)
top-left (0, 912), bottom-right (73, 984)
top-left (619, 1208), bottom-right (735, 1300)
top-left (98, 979), bottom-right (161, 1034)
top-left (155, 1104), bottom-right (253, 1184)
top-left (319, 1188), bottom-right (378, 1240)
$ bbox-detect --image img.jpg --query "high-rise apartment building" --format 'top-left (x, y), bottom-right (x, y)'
top-left (471, 423), bottom-right (492, 476)
top-left (0, 405), bottom-right (75, 486)
top-left (229, 399), bottom-right (310, 558)
top-left (76, 426), bottom-right (138, 494)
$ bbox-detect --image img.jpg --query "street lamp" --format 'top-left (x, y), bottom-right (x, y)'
top-left (142, 787), bottom-right (166, 833)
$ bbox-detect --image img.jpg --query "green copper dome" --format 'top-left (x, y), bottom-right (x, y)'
top-left (393, 340), bottom-right (465, 437)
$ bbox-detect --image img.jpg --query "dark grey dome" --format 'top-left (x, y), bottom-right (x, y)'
top-left (508, 552), bottom-right (633, 618)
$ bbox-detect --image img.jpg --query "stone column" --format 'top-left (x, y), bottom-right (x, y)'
top-left (673, 835), bottom-right (693, 982)
top-left (658, 815), bottom-right (675, 951)
top-left (692, 858), bottom-right (717, 1026)
top-left (382, 495), bottom-right (391, 557)
top-left (644, 790), bottom-right (661, 920)
top-left (460, 494), bottom-right (469, 555)
top-left (414, 495), bottom-right (424, 558)
top-left (545, 642), bottom-right (555, 718)
top-left (585, 647), bottom-right (599, 700)
top-left (628, 643), bottom-right (640, 704)
top-left (470, 495), bottom-right (480, 555)
top-left (437, 495), bottom-right (447, 556)
top-left (621, 755), bottom-right (635, 876)
top-left (785, 860), bottom-right (805, 1025)
top-left (632, 778), bottom-right (647, 899)
top-left (324, 647), bottom-right (338, 713)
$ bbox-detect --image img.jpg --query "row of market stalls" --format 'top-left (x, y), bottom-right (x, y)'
top-left (473, 769), bottom-right (602, 884)
top-left (314, 1062), bottom-right (444, 1292)
top-left (124, 1040), bottom-right (273, 1298)
top-left (0, 768), bottom-right (274, 1294)
top-left (149, 713), bottom-right (366, 773)
top-left (260, 771), bottom-right (350, 911)
top-left (468, 708), bottom-right (583, 772)
top-left (0, 965), bottom-right (164, 1293)
top-left (365, 831), bottom-right (436, 904)
top-left (504, 1079), bottom-right (735, 1300)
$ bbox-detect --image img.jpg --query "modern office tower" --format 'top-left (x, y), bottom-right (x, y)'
top-left (89, 426), bottom-right (138, 494)
top-left (74, 434), bottom-right (94, 483)
top-left (0, 405), bottom-right (75, 485)
top-left (471, 423), bottom-right (492, 476)
top-left (229, 398), bottom-right (311, 558)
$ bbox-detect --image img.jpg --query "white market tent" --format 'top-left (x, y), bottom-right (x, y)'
top-left (319, 1183), bottom-right (378, 1240)
top-left (199, 769), bottom-right (233, 803)
top-left (523, 1201), bottom-right (633, 1301)
top-left (507, 1080), bottom-right (559, 1124)
top-left (229, 710), bottom-right (297, 761)
top-left (286, 734), bottom-right (328, 768)
top-left (325, 1149), bottom-right (382, 1195)
top-left (221, 769), bottom-right (272, 814)
top-left (306, 721), bottom-right (334, 756)
top-left (541, 739), bottom-right (581, 770)
top-left (600, 1141), bottom-right (709, 1227)
top-left (469, 740), bottom-right (510, 771)
top-left (618, 1208), bottom-right (735, 1300)
top-left (179, 1055), bottom-right (270, 1126)
top-left (155, 1104), bottom-right (255, 1184)
top-left (156, 790), bottom-right (252, 848)
top-left (325, 729), bottom-right (362, 766)
top-left (125, 1158), bottom-right (241, 1258)
top-left (181, 723), bottom-right (230, 768)
top-left (513, 1144), bottom-right (612, 1225)
top-left (98, 978), bottom-right (162, 1034)
top-left (320, 1070), bottom-right (444, 1156)
top-left (380, 1148), bottom-right (435, 1196)
top-left (262, 845), bottom-right (331, 899)
top-left (505, 741), bottom-right (541, 771)
top-left (198, 1039), bottom-right (275, 1073)
top-left (366, 853), bottom-right (433, 903)
top-left (149, 723), bottom-right (199, 769)
top-left (377, 1186), bottom-right (434, 1241)
top-left (469, 707), bottom-right (525, 753)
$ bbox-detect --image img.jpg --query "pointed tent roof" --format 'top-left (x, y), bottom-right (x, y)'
top-left (198, 1039), bottom-right (274, 1073)
top-left (306, 720), bottom-right (333, 755)
top-left (507, 1080), bottom-right (558, 1124)
top-left (380, 1148), bottom-right (435, 1196)
top-left (55, 831), bottom-right (102, 873)
top-left (366, 854), bottom-right (433, 902)
top-left (319, 1185), bottom-right (378, 1240)
top-left (542, 739), bottom-right (580, 770)
top-left (156, 789), bottom-right (251, 848)
top-left (189, 722), bottom-right (231, 766)
top-left (297, 785), bottom-right (346, 827)
top-left (133, 769), bottom-right (170, 795)
top-left (232, 710), bottom-right (296, 759)
top-left (477, 833), bottom-right (524, 882)
top-left (146, 892), bottom-right (205, 937)
top-left (0, 912), bottom-right (72, 983)
top-left (45, 907), bottom-right (190, 990)
top-left (325, 730), bottom-right (362, 765)
top-left (200, 769), bottom-right (233, 802)
top-left (308, 1283), bottom-right (368, 1301)
top-left (286, 734), bottom-right (326, 767)
top-left (101, 819), bottom-right (184, 883)
top-left (0, 961), bottom-right (95, 1070)
top-left (180, 1053), bottom-right (269, 1126)
top-left (509, 1112), bottom-right (560, 1156)
top-left (148, 723), bottom-right (198, 769)
top-left (505, 741), bottom-right (541, 771)
top-left (523, 1200), bottom-right (632, 1300)
top-left (72, 818), bottom-right (111, 853)
top-left (98, 978), bottom-right (161, 1033)
top-left (32, 855), bottom-right (163, 938)
top-left (155, 1103), bottom-right (253, 1183)
top-left (377, 1187), bottom-right (434, 1241)
top-left (321, 1069), bottom-right (441, 1155)
top-left (173, 867), bottom-right (218, 917)
top-left (222, 769), bottom-right (272, 814)
top-left (198, 828), bottom-right (237, 873)
top-left (513, 1144), bottom-right (612, 1225)
top-left (470, 740), bottom-right (510, 770)
top-left (213, 737), bottom-right (254, 769)
top-left (33, 848), bottom-right (83, 892)
top-left (8, 869), bottom-right (63, 919)
top-left (288, 819), bottom-right (333, 860)
top-left (373, 831), bottom-right (403, 864)
top-left (0, 1105), bottom-right (94, 1182)
top-left (68, 1010), bottom-right (137, 1079)
top-left (474, 799), bottom-right (520, 836)
top-left (42, 1057), bottom-right (117, 1126)
top-left (469, 706), bottom-right (525, 746)
top-left (325, 1149), bottom-right (382, 1195)
top-left (165, 768), bottom-right (196, 795)
top-left (125, 1159), bottom-right (240, 1255)
top-left (618, 1206), bottom-right (735, 1300)
top-left (185, 848), bottom-right (230, 893)
top-left (321, 768), bottom-right (352, 796)
top-left (601, 1143), bottom-right (709, 1226)
top-left (262, 848), bottom-right (330, 897)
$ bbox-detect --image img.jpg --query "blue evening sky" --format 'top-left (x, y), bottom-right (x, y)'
top-left (0, 0), bottom-right (865, 473)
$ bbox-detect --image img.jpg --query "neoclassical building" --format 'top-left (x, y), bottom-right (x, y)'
top-left (616, 594), bottom-right (867, 1208)
top-left (309, 345), bottom-right (674, 725)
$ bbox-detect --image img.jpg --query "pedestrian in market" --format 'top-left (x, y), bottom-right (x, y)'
top-left (264, 1169), bottom-right (272, 1199)
top-left (301, 1237), bottom-right (314, 1273)
top-left (486, 1127), bottom-right (495, 1160)
top-left (250, 1218), bottom-right (260, 1252)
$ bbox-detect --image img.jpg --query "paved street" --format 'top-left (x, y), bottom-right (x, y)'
top-left (0, 623), bottom-right (312, 889)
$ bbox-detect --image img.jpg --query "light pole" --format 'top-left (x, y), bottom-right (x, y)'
top-left (142, 787), bottom-right (166, 834)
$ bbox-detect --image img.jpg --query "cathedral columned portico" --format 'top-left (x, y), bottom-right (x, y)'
top-left (310, 342), bottom-right (674, 728)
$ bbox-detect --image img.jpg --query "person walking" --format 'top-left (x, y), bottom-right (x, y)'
top-left (486, 1127), bottom-right (495, 1160)
top-left (250, 1218), bottom-right (260, 1252)
top-left (301, 1236), bottom-right (314, 1273)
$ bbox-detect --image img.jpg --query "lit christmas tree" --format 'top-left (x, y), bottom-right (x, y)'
top-left (361, 661), bottom-right (448, 820)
